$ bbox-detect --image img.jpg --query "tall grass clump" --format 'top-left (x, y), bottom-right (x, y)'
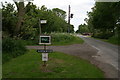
top-left (51, 33), bottom-right (84, 45)
top-left (2, 38), bottom-right (27, 63)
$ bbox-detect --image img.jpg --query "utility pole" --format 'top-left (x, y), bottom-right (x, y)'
top-left (68, 5), bottom-right (73, 33)
top-left (68, 5), bottom-right (71, 33)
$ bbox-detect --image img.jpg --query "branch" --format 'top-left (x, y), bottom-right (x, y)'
top-left (13, 0), bottom-right (19, 9)
top-left (25, 2), bottom-right (31, 12)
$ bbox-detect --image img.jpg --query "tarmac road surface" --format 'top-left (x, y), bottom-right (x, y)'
top-left (78, 35), bottom-right (119, 71)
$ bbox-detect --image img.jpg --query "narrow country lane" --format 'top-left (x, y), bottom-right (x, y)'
top-left (78, 35), bottom-right (119, 71)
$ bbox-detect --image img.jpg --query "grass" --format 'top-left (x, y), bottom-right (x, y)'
top-left (107, 36), bottom-right (120, 45)
top-left (22, 33), bottom-right (84, 46)
top-left (91, 37), bottom-right (120, 46)
top-left (51, 33), bottom-right (84, 46)
top-left (3, 50), bottom-right (104, 78)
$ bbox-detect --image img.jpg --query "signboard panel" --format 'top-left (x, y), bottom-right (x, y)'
top-left (39, 36), bottom-right (51, 45)
top-left (42, 53), bottom-right (48, 61)
top-left (40, 20), bottom-right (47, 24)
top-left (37, 49), bottom-right (53, 53)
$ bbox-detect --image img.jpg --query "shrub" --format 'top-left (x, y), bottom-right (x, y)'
top-left (108, 35), bottom-right (120, 45)
top-left (51, 33), bottom-right (75, 43)
top-left (21, 36), bottom-right (39, 45)
top-left (50, 33), bottom-right (84, 45)
top-left (93, 32), bottom-right (113, 39)
top-left (2, 38), bottom-right (27, 63)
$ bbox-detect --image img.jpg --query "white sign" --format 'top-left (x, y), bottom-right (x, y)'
top-left (42, 53), bottom-right (48, 61)
top-left (40, 20), bottom-right (47, 24)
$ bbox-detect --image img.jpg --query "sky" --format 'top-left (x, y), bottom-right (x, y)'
top-left (0, 0), bottom-right (95, 31)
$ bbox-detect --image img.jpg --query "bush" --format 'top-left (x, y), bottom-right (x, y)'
top-left (93, 32), bottom-right (113, 39)
top-left (51, 33), bottom-right (84, 45)
top-left (2, 38), bottom-right (27, 63)
top-left (21, 36), bottom-right (39, 45)
top-left (21, 39), bottom-right (38, 45)
top-left (52, 33), bottom-right (74, 42)
top-left (51, 33), bottom-right (75, 43)
top-left (108, 35), bottom-right (120, 45)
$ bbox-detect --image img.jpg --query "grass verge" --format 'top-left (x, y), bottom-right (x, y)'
top-left (22, 33), bottom-right (84, 46)
top-left (51, 33), bottom-right (84, 46)
top-left (91, 37), bottom-right (120, 46)
top-left (3, 50), bottom-right (104, 78)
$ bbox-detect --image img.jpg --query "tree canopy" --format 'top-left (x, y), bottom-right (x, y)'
top-left (2, 2), bottom-right (74, 39)
top-left (83, 2), bottom-right (120, 39)
top-left (76, 24), bottom-right (90, 34)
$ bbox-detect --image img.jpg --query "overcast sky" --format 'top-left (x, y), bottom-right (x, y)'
top-left (1, 0), bottom-right (95, 31)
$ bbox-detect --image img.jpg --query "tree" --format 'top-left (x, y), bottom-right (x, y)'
top-left (2, 2), bottom-right (73, 39)
top-left (86, 2), bottom-right (120, 38)
top-left (38, 6), bottom-right (70, 33)
top-left (13, 0), bottom-right (32, 36)
top-left (20, 3), bottom-right (38, 39)
top-left (76, 24), bottom-right (89, 34)
top-left (52, 8), bottom-right (66, 20)
top-left (69, 25), bottom-right (74, 33)
top-left (2, 2), bottom-right (17, 37)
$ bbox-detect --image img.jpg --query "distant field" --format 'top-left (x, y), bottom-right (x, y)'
top-left (2, 50), bottom-right (104, 78)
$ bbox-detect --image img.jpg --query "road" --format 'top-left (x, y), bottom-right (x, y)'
top-left (78, 35), bottom-right (119, 71)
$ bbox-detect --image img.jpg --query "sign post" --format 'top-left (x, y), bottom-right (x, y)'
top-left (38, 19), bottom-right (53, 68)
top-left (38, 35), bottom-right (52, 67)
top-left (39, 19), bottom-right (47, 35)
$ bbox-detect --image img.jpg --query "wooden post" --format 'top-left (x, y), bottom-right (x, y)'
top-left (39, 19), bottom-right (41, 35)
top-left (43, 44), bottom-right (47, 67)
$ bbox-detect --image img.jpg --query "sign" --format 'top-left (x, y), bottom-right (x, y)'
top-left (39, 36), bottom-right (51, 45)
top-left (42, 53), bottom-right (48, 61)
top-left (37, 49), bottom-right (53, 53)
top-left (40, 20), bottom-right (47, 24)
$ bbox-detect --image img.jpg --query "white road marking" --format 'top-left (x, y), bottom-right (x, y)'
top-left (91, 45), bottom-right (102, 58)
top-left (91, 45), bottom-right (100, 51)
top-left (91, 45), bottom-right (120, 71)
top-left (111, 63), bottom-right (120, 71)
